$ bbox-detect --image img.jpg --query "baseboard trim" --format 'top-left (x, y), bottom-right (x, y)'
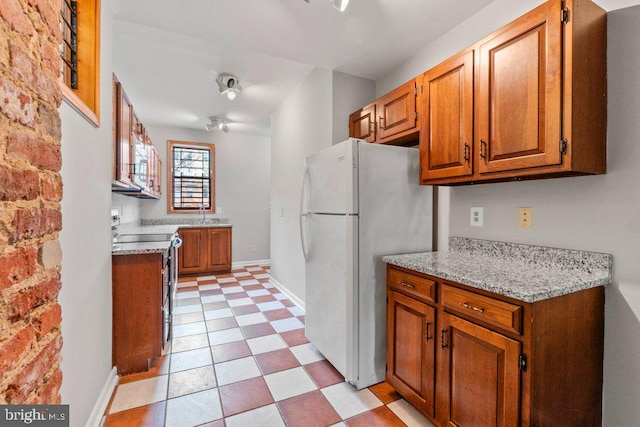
top-left (86, 367), bottom-right (119, 427)
top-left (232, 259), bottom-right (271, 269)
top-left (269, 275), bottom-right (305, 310)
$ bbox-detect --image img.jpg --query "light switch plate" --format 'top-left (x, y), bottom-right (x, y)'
top-left (470, 207), bottom-right (483, 227)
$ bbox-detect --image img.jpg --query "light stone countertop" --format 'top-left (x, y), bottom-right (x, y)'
top-left (382, 237), bottom-right (612, 303)
top-left (112, 219), bottom-right (233, 256)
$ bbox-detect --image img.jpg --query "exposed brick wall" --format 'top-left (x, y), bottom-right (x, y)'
top-left (0, 0), bottom-right (63, 404)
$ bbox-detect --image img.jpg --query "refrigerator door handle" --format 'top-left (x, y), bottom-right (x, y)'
top-left (299, 164), bottom-right (309, 261)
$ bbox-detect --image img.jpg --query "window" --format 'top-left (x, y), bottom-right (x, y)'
top-left (59, 0), bottom-right (101, 126)
top-left (168, 141), bottom-right (216, 214)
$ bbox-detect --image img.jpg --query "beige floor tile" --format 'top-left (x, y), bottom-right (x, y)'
top-left (109, 375), bottom-right (169, 414)
top-left (168, 365), bottom-right (217, 398)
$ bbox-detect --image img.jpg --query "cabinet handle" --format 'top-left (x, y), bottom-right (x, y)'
top-left (425, 322), bottom-right (432, 342)
top-left (400, 281), bottom-right (415, 289)
top-left (441, 328), bottom-right (449, 349)
top-left (463, 143), bottom-right (470, 162)
top-left (480, 139), bottom-right (487, 160)
top-left (461, 302), bottom-right (485, 313)
top-left (369, 120), bottom-right (375, 133)
top-left (379, 116), bottom-right (384, 129)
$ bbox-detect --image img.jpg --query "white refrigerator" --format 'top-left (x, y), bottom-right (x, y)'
top-left (300, 138), bottom-right (432, 389)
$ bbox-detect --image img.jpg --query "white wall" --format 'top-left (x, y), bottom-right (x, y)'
top-left (332, 71), bottom-right (376, 145)
top-left (270, 69), bottom-right (375, 302)
top-left (112, 193), bottom-right (143, 224)
top-left (378, 1), bottom-right (640, 425)
top-left (138, 125), bottom-right (271, 263)
top-left (58, 2), bottom-right (115, 425)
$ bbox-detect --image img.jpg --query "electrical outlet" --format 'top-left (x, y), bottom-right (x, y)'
top-left (519, 207), bottom-right (532, 227)
top-left (251, 244), bottom-right (257, 252)
top-left (216, 207), bottom-right (222, 214)
top-left (470, 207), bottom-right (483, 227)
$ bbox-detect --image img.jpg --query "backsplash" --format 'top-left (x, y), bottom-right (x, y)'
top-left (141, 218), bottom-right (230, 225)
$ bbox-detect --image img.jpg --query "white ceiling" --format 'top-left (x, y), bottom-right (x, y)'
top-left (109, 0), bottom-right (640, 136)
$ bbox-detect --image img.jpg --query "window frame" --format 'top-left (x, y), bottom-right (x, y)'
top-left (59, 0), bottom-right (101, 127)
top-left (167, 140), bottom-right (216, 215)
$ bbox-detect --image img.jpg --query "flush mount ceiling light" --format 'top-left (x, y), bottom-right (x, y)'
top-left (205, 116), bottom-right (229, 133)
top-left (215, 73), bottom-right (241, 100)
top-left (303, 0), bottom-right (350, 12)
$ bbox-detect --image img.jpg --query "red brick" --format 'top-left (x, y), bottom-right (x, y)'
top-left (0, 326), bottom-right (36, 375)
top-left (0, 0), bottom-right (36, 35)
top-left (40, 173), bottom-right (63, 202)
top-left (0, 247), bottom-right (38, 291)
top-left (9, 43), bottom-right (61, 106)
top-left (32, 367), bottom-right (62, 404)
top-left (37, 104), bottom-right (61, 138)
top-left (5, 334), bottom-right (62, 403)
top-left (7, 130), bottom-right (61, 171)
top-left (11, 207), bottom-right (62, 244)
top-left (28, 0), bottom-right (60, 37)
top-left (9, 274), bottom-right (62, 322)
top-left (0, 164), bottom-right (40, 201)
top-left (40, 40), bottom-right (61, 78)
top-left (34, 303), bottom-right (62, 338)
top-left (0, 75), bottom-right (38, 128)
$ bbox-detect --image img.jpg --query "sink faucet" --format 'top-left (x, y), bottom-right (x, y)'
top-left (199, 204), bottom-right (206, 224)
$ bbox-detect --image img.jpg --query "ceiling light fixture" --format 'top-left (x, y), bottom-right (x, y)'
top-left (331, 0), bottom-right (349, 12)
top-left (303, 0), bottom-right (349, 12)
top-left (205, 116), bottom-right (229, 133)
top-left (215, 73), bottom-right (241, 100)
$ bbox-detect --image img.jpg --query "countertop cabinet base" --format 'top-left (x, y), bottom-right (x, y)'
top-left (178, 227), bottom-right (232, 276)
top-left (386, 265), bottom-right (604, 427)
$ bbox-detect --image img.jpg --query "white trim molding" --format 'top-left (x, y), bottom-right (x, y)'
top-left (232, 259), bottom-right (270, 269)
top-left (269, 275), bottom-right (305, 310)
top-left (86, 367), bottom-right (119, 427)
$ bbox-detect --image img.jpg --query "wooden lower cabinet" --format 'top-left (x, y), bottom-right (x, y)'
top-left (178, 227), bottom-right (232, 276)
top-left (387, 290), bottom-right (436, 418)
top-left (439, 313), bottom-right (521, 426)
top-left (112, 251), bottom-right (169, 375)
top-left (386, 265), bottom-right (605, 426)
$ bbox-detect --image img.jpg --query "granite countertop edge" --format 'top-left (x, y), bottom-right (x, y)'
top-left (382, 239), bottom-right (613, 303)
top-left (112, 221), bottom-right (233, 256)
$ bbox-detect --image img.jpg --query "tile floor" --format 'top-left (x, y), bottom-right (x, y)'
top-left (103, 264), bottom-right (435, 426)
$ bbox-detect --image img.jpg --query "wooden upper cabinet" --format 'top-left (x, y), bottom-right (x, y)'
top-left (420, 50), bottom-right (474, 181)
top-left (349, 104), bottom-right (376, 143)
top-left (378, 79), bottom-right (419, 142)
top-left (477, 0), bottom-right (562, 174)
top-left (418, 0), bottom-right (606, 185)
top-left (115, 81), bottom-right (134, 187)
top-left (348, 79), bottom-right (419, 146)
top-left (439, 313), bottom-right (521, 427)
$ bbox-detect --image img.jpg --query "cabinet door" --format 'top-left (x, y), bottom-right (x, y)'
top-left (420, 50), bottom-right (474, 181)
top-left (378, 80), bottom-right (418, 141)
top-left (115, 83), bottom-right (134, 187)
top-left (439, 313), bottom-right (521, 427)
top-left (207, 228), bottom-right (232, 272)
top-left (349, 104), bottom-right (376, 143)
top-left (387, 290), bottom-right (436, 418)
top-left (477, 0), bottom-right (562, 174)
top-left (178, 228), bottom-right (207, 274)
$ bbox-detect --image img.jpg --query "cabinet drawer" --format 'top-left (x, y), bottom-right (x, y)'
top-left (442, 285), bottom-right (522, 334)
top-left (388, 268), bottom-right (436, 303)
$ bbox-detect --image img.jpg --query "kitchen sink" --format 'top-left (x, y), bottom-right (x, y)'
top-left (114, 233), bottom-right (175, 243)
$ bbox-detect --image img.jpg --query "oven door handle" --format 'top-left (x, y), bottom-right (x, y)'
top-left (171, 237), bottom-right (183, 249)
